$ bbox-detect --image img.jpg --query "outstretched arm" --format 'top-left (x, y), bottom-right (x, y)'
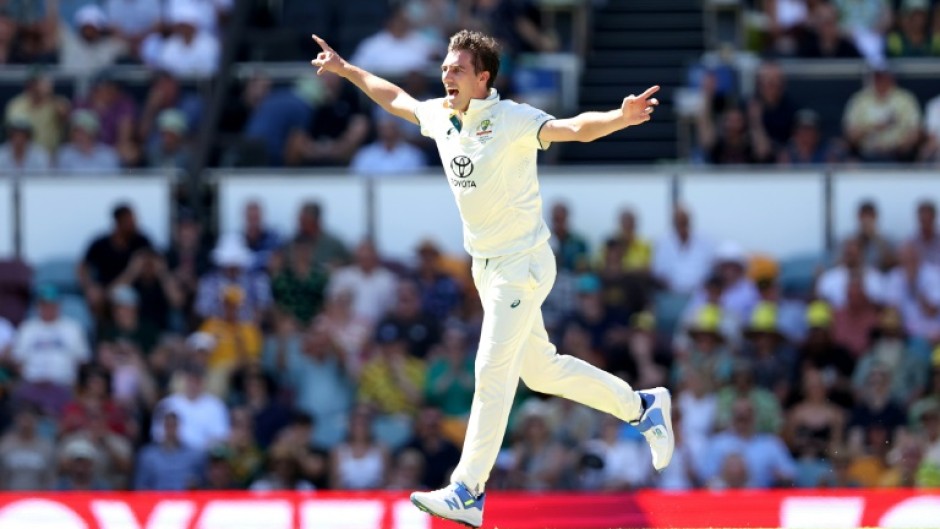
top-left (311, 35), bottom-right (419, 125)
top-left (539, 85), bottom-right (660, 143)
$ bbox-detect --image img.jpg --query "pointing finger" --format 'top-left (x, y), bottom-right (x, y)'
top-left (639, 85), bottom-right (660, 100)
top-left (312, 34), bottom-right (333, 52)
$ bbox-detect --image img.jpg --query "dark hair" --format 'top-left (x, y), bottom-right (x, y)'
top-left (858, 200), bottom-right (877, 215)
top-left (919, 200), bottom-right (937, 215)
top-left (448, 30), bottom-right (500, 90)
top-left (113, 203), bottom-right (133, 222)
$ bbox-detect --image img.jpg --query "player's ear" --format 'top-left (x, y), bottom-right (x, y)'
top-left (479, 70), bottom-right (490, 86)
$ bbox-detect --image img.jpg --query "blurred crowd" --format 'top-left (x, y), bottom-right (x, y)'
top-left (1, 193), bottom-right (940, 492)
top-left (0, 0), bottom-right (563, 175)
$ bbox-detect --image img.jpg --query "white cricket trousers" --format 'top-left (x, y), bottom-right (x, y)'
top-left (450, 241), bottom-right (643, 493)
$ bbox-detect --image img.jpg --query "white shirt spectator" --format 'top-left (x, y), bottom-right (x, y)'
top-left (151, 393), bottom-right (230, 451)
top-left (678, 389), bottom-right (717, 463)
top-left (653, 232), bottom-right (714, 294)
top-left (153, 32), bottom-right (219, 78)
top-left (0, 143), bottom-right (50, 172)
top-left (105, 0), bottom-right (163, 38)
top-left (815, 265), bottom-right (886, 308)
top-left (351, 141), bottom-right (426, 176)
top-left (57, 143), bottom-right (120, 173)
top-left (59, 25), bottom-right (127, 74)
top-left (351, 30), bottom-right (436, 77)
top-left (884, 262), bottom-right (940, 339)
top-left (12, 316), bottom-right (90, 386)
top-left (582, 436), bottom-right (652, 488)
top-left (327, 266), bottom-right (398, 323)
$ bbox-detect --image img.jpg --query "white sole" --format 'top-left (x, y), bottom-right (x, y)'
top-left (655, 387), bottom-right (675, 471)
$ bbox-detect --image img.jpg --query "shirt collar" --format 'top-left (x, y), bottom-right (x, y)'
top-left (445, 88), bottom-right (500, 115)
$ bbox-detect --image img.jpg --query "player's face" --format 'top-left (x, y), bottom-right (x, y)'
top-left (441, 50), bottom-right (488, 111)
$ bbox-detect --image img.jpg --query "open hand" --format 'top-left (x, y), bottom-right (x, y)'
top-left (311, 34), bottom-right (346, 75)
top-left (621, 85), bottom-right (660, 127)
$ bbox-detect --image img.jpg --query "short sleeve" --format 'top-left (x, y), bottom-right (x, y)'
top-left (506, 102), bottom-right (555, 151)
top-left (414, 99), bottom-right (445, 139)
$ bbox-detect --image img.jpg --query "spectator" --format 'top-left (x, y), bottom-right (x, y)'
top-left (268, 411), bottom-right (331, 489)
top-left (696, 78), bottom-right (773, 164)
top-left (915, 399), bottom-right (940, 486)
top-left (674, 305), bottom-right (735, 389)
top-left (197, 285), bottom-right (263, 396)
top-left (843, 64), bottom-right (922, 162)
top-left (237, 369), bottom-right (291, 449)
top-left (166, 0), bottom-right (232, 34)
top-left (386, 448), bottom-right (428, 490)
top-left (202, 447), bottom-right (238, 489)
top-left (715, 361), bottom-right (784, 435)
top-left (241, 200), bottom-right (280, 272)
top-left (56, 5), bottom-right (127, 75)
top-left (288, 201), bottom-right (351, 270)
top-left (607, 208), bottom-right (652, 272)
top-left (166, 210), bottom-right (213, 321)
top-left (56, 438), bottom-right (109, 490)
top-left (330, 406), bottom-right (389, 489)
top-left (460, 0), bottom-right (559, 60)
top-left (784, 368), bottom-right (846, 468)
top-left (58, 410), bottom-right (133, 489)
top-left (147, 109), bottom-right (192, 169)
top-left (284, 73), bottom-right (370, 167)
top-left (0, 405), bottom-right (55, 491)
top-left (358, 323), bottom-right (427, 449)
top-left (505, 399), bottom-right (569, 491)
top-left (847, 364), bottom-right (908, 454)
top-left (78, 204), bottom-right (153, 317)
top-left (250, 444), bottom-right (315, 491)
top-left (135, 411), bottom-right (205, 490)
top-left (549, 202), bottom-right (590, 273)
top-left (908, 200), bottom-right (940, 265)
top-left (0, 117), bottom-right (50, 174)
top-left (60, 364), bottom-right (129, 436)
top-left (412, 239), bottom-right (463, 320)
top-left (99, 285), bottom-right (160, 354)
top-left (885, 242), bottom-right (940, 343)
top-left (112, 246), bottom-right (183, 333)
top-left (375, 280), bottom-right (442, 360)
top-left (269, 241), bottom-right (330, 327)
top-left (831, 277), bottom-right (882, 357)
top-left (195, 234), bottom-right (272, 323)
top-left (57, 110), bottom-right (121, 173)
top-left (653, 206), bottom-right (714, 294)
top-left (104, 0), bottom-right (163, 56)
top-left (244, 78), bottom-right (322, 166)
top-left (832, 0), bottom-right (892, 62)
top-left (693, 241), bottom-right (759, 323)
top-left (97, 339), bottom-right (158, 411)
top-left (777, 108), bottom-right (843, 165)
top-left (222, 406), bottom-right (263, 486)
top-left (424, 326), bottom-right (474, 423)
top-left (798, 2), bottom-right (862, 58)
top-left (699, 398), bottom-right (796, 488)
top-left (749, 62), bottom-right (797, 148)
top-left (852, 308), bottom-right (926, 406)
top-left (845, 200), bottom-right (894, 272)
top-left (350, 5), bottom-right (438, 78)
top-left (741, 303), bottom-right (797, 401)
top-left (675, 367), bottom-right (717, 464)
top-left (402, 407), bottom-right (461, 489)
top-left (351, 112), bottom-right (427, 176)
top-left (581, 414), bottom-right (652, 490)
top-left (319, 287), bottom-right (373, 378)
top-left (4, 71), bottom-right (70, 154)
top-left (326, 239), bottom-right (396, 323)
top-left (147, 3), bottom-right (220, 79)
top-left (796, 301), bottom-right (857, 408)
top-left (596, 237), bottom-right (652, 323)
top-left (138, 71), bottom-right (203, 152)
top-left (816, 238), bottom-right (886, 308)
top-left (274, 318), bottom-right (354, 449)
top-left (151, 365), bottom-right (230, 451)
top-left (887, 0), bottom-right (935, 57)
top-left (11, 284), bottom-right (91, 414)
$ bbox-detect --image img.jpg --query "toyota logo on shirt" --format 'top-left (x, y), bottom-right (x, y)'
top-left (450, 156), bottom-right (474, 178)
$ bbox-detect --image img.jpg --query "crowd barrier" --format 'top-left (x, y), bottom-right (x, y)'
top-left (0, 490), bottom-right (937, 529)
top-left (2, 168), bottom-right (938, 265)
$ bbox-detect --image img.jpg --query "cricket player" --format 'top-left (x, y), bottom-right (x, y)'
top-left (312, 30), bottom-right (672, 528)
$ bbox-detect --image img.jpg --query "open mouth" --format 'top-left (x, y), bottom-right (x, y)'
top-left (446, 87), bottom-right (459, 98)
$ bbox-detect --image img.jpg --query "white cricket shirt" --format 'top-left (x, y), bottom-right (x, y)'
top-left (415, 89), bottom-right (555, 258)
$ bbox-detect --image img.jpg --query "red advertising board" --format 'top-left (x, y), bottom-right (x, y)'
top-left (0, 490), bottom-right (937, 528)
